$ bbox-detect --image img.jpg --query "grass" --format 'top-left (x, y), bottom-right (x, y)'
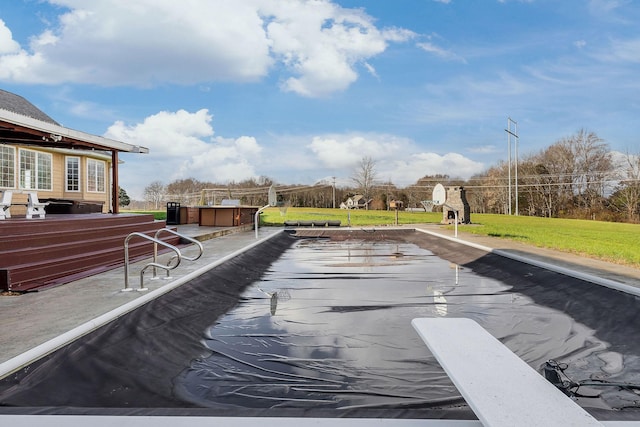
top-left (260, 207), bottom-right (441, 227)
top-left (465, 214), bottom-right (640, 267)
top-left (123, 207), bottom-right (640, 268)
top-left (124, 210), bottom-right (166, 220)
top-left (261, 207), bottom-right (640, 268)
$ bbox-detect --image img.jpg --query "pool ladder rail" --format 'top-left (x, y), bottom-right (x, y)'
top-left (123, 228), bottom-right (204, 292)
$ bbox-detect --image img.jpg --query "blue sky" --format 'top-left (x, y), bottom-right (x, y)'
top-left (1, 0), bottom-right (639, 198)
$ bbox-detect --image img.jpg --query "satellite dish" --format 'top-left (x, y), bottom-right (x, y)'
top-left (432, 184), bottom-right (446, 206)
top-left (268, 186), bottom-right (277, 207)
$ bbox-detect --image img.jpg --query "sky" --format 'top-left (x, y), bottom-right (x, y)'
top-left (1, 0), bottom-right (639, 199)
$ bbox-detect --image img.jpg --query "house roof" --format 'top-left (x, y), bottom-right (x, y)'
top-left (0, 89), bottom-right (148, 154)
top-left (0, 89), bottom-right (59, 125)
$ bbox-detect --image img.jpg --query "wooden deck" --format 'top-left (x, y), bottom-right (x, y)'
top-left (0, 214), bottom-right (179, 292)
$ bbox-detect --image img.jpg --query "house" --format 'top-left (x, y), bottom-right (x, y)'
top-left (0, 89), bottom-right (148, 214)
top-left (341, 195), bottom-right (369, 209)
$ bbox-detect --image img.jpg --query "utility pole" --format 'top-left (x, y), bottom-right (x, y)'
top-left (332, 176), bottom-right (336, 209)
top-left (505, 117), bottom-right (519, 215)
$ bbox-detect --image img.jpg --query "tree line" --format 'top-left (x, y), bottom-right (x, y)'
top-left (466, 129), bottom-right (639, 222)
top-left (135, 129), bottom-right (640, 223)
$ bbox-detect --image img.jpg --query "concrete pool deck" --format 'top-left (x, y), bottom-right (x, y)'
top-left (1, 223), bottom-right (639, 367)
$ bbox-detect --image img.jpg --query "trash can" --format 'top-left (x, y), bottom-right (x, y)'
top-left (166, 202), bottom-right (180, 225)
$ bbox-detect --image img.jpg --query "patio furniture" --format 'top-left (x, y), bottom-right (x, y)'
top-left (27, 192), bottom-right (49, 219)
top-left (0, 191), bottom-right (12, 219)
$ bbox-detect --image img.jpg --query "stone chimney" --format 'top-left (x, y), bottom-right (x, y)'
top-left (441, 186), bottom-right (471, 224)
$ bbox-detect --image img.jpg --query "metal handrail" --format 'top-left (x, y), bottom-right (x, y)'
top-left (255, 204), bottom-right (270, 239)
top-left (152, 228), bottom-right (204, 279)
top-left (123, 232), bottom-right (182, 292)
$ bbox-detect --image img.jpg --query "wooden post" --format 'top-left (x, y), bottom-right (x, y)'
top-left (111, 150), bottom-right (119, 214)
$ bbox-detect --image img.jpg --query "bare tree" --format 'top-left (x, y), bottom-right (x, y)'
top-left (405, 174), bottom-right (452, 210)
top-left (351, 156), bottom-right (377, 209)
top-left (166, 178), bottom-right (206, 205)
top-left (609, 150), bottom-right (640, 222)
top-left (521, 129), bottom-right (612, 218)
top-left (570, 129), bottom-right (613, 214)
top-left (471, 163), bottom-right (510, 214)
top-left (143, 180), bottom-right (166, 210)
top-left (537, 139), bottom-right (576, 215)
top-left (516, 154), bottom-right (557, 217)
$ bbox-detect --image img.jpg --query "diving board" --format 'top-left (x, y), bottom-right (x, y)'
top-left (411, 318), bottom-right (603, 427)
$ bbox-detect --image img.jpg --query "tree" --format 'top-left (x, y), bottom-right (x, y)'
top-left (530, 162), bottom-right (556, 217)
top-left (405, 174), bottom-right (452, 210)
top-left (609, 150), bottom-right (640, 222)
top-left (552, 142), bottom-right (576, 213)
top-left (569, 129), bottom-right (613, 215)
top-left (351, 156), bottom-right (377, 209)
top-left (519, 129), bottom-right (613, 218)
top-left (166, 178), bottom-right (207, 205)
top-left (469, 163), bottom-right (510, 214)
top-left (144, 181), bottom-right (166, 210)
top-left (118, 187), bottom-right (130, 208)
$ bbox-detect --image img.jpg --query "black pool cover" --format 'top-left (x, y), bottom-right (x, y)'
top-left (1, 230), bottom-right (640, 421)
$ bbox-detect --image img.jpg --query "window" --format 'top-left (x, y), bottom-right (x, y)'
top-left (19, 149), bottom-right (52, 190)
top-left (66, 156), bottom-right (80, 192)
top-left (87, 158), bottom-right (105, 192)
top-left (0, 145), bottom-right (15, 188)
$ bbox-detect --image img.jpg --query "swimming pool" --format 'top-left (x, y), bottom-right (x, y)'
top-left (1, 229), bottom-right (640, 421)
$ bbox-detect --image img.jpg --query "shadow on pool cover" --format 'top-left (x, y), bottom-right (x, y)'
top-left (1, 229), bottom-right (640, 421)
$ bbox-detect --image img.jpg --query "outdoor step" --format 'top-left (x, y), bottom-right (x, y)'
top-left (4, 237), bottom-right (181, 292)
top-left (0, 230), bottom-right (180, 267)
top-left (0, 214), bottom-right (183, 292)
top-left (0, 223), bottom-right (178, 260)
top-left (0, 214), bottom-right (154, 236)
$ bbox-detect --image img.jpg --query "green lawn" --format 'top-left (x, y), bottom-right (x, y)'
top-left (124, 210), bottom-right (167, 220)
top-left (466, 214), bottom-right (640, 267)
top-left (124, 207), bottom-right (640, 268)
top-left (261, 207), bottom-right (640, 268)
top-left (260, 207), bottom-right (440, 226)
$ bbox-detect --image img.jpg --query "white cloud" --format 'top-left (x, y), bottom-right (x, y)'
top-left (588, 0), bottom-right (629, 17)
top-left (0, 0), bottom-right (413, 97)
top-left (415, 32), bottom-right (465, 63)
top-left (385, 152), bottom-right (485, 186)
top-left (574, 40), bottom-right (587, 49)
top-left (308, 133), bottom-right (405, 168)
top-left (363, 61), bottom-right (379, 79)
top-left (0, 19), bottom-right (49, 81)
top-left (607, 38), bottom-right (640, 63)
top-left (106, 109), bottom-right (263, 197)
top-left (112, 116), bottom-right (484, 196)
top-left (306, 132), bottom-right (483, 186)
top-left (106, 109), bottom-right (214, 158)
top-left (469, 145), bottom-right (500, 154)
top-left (177, 135), bottom-right (262, 182)
top-left (0, 19), bottom-right (21, 54)
top-left (264, 1), bottom-right (413, 97)
top-left (417, 41), bottom-right (466, 63)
